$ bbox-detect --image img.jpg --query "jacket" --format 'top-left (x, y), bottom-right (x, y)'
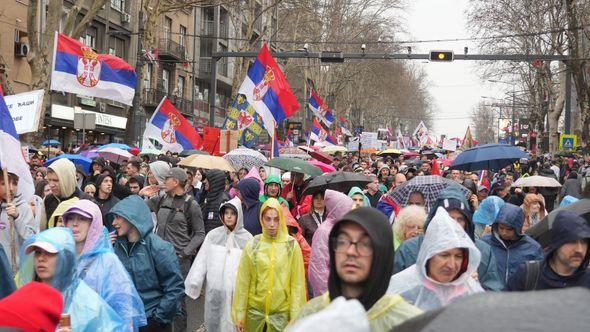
top-left (283, 205), bottom-right (311, 273)
top-left (16, 227), bottom-right (125, 331)
top-left (232, 198), bottom-right (306, 332)
top-left (107, 195), bottom-right (185, 325)
top-left (0, 245), bottom-right (15, 299)
top-left (507, 210), bottom-right (590, 291)
top-left (62, 200), bottom-right (146, 330)
top-left (185, 198), bottom-right (252, 332)
top-left (560, 178), bottom-right (581, 200)
top-left (297, 209), bottom-right (326, 245)
top-left (259, 174), bottom-right (290, 208)
top-left (93, 174), bottom-right (120, 223)
top-left (147, 192), bottom-right (205, 258)
top-left (521, 194), bottom-right (546, 232)
top-left (481, 203), bottom-right (544, 284)
top-left (388, 208), bottom-right (484, 311)
top-left (1, 193), bottom-right (37, 271)
top-left (201, 170), bottom-right (231, 233)
top-left (308, 190), bottom-right (354, 297)
top-left (394, 187), bottom-right (504, 291)
top-left (238, 178), bottom-right (263, 235)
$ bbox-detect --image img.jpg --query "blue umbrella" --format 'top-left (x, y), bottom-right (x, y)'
top-left (42, 139), bottom-right (60, 146)
top-left (97, 143), bottom-right (131, 151)
top-left (451, 144), bottom-right (528, 172)
top-left (45, 154), bottom-right (92, 174)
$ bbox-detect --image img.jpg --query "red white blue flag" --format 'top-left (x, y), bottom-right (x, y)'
top-left (51, 32), bottom-right (136, 105)
top-left (308, 90), bottom-right (334, 127)
top-left (310, 118), bottom-right (337, 145)
top-left (237, 44), bottom-right (299, 135)
top-left (142, 97), bottom-right (203, 153)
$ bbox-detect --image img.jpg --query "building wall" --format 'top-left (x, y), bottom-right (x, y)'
top-left (0, 0), bottom-right (33, 94)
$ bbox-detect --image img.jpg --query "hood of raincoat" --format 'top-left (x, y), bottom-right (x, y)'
top-left (328, 207), bottom-right (394, 311)
top-left (560, 195), bottom-right (580, 207)
top-left (48, 197), bottom-right (80, 228)
top-left (473, 196), bottom-right (505, 225)
top-left (347, 186), bottom-right (370, 207)
top-left (493, 203), bottom-right (525, 235)
top-left (324, 189), bottom-right (354, 226)
top-left (283, 204), bottom-right (302, 235)
top-left (424, 186), bottom-right (474, 240)
top-left (202, 169), bottom-right (228, 216)
top-left (219, 197), bottom-right (245, 234)
top-left (259, 198), bottom-right (289, 242)
top-left (264, 174), bottom-right (282, 196)
top-left (417, 207), bottom-right (481, 286)
top-left (61, 200), bottom-right (109, 257)
top-left (48, 158), bottom-right (77, 198)
top-left (94, 174), bottom-right (114, 199)
top-left (106, 195), bottom-right (153, 238)
top-left (149, 161), bottom-right (171, 187)
top-left (238, 178), bottom-right (261, 207)
top-left (17, 227), bottom-right (77, 293)
top-left (245, 166), bottom-right (264, 195)
top-left (546, 210), bottom-right (590, 276)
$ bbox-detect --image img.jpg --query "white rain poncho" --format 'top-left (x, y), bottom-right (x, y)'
top-left (286, 297), bottom-right (370, 332)
top-left (387, 207), bottom-right (484, 311)
top-left (185, 197), bottom-right (252, 332)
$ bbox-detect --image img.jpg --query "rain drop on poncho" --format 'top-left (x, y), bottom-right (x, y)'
top-left (387, 207), bottom-right (484, 311)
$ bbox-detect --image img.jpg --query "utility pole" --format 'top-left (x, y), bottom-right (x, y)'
top-left (131, 10), bottom-right (145, 147)
top-left (512, 84), bottom-right (516, 145)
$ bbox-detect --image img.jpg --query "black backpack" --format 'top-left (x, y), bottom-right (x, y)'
top-left (524, 260), bottom-right (541, 291)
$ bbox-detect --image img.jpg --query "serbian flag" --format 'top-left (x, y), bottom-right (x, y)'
top-left (310, 118), bottom-right (337, 145)
top-left (308, 90), bottom-right (334, 127)
top-left (237, 44), bottom-right (299, 136)
top-left (337, 115), bottom-right (352, 136)
top-left (0, 90), bottom-right (34, 202)
top-left (51, 32), bottom-right (136, 105)
top-left (142, 97), bottom-right (203, 153)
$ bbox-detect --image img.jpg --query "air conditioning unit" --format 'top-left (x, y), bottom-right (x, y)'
top-left (15, 42), bottom-right (29, 57)
top-left (121, 12), bottom-right (131, 23)
top-left (98, 102), bottom-right (107, 113)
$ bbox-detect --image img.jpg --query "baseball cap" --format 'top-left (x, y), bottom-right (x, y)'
top-left (25, 241), bottom-right (58, 255)
top-left (165, 167), bottom-right (188, 183)
top-left (478, 185), bottom-right (490, 192)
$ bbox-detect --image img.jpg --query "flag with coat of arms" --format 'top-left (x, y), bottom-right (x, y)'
top-left (310, 118), bottom-right (338, 145)
top-left (222, 93), bottom-right (265, 148)
top-left (50, 32), bottom-right (136, 105)
top-left (308, 90), bottom-right (334, 127)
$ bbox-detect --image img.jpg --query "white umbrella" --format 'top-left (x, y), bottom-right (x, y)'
top-left (223, 147), bottom-right (267, 171)
top-left (512, 175), bottom-right (562, 188)
top-left (321, 145), bottom-right (347, 154)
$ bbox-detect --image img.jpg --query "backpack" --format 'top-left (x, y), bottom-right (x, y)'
top-left (153, 193), bottom-right (195, 235)
top-left (524, 260), bottom-right (541, 291)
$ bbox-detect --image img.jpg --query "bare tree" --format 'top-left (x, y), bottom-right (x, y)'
top-left (470, 101), bottom-right (496, 144)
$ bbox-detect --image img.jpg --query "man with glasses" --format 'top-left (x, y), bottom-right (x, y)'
top-left (292, 207), bottom-right (422, 331)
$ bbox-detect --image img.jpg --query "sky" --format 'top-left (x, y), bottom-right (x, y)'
top-left (403, 0), bottom-right (505, 139)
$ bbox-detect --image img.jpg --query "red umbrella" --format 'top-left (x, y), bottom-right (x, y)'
top-left (309, 150), bottom-right (334, 164)
top-left (308, 159), bottom-right (336, 173)
top-left (403, 151), bottom-right (420, 158)
top-left (129, 147), bottom-right (140, 156)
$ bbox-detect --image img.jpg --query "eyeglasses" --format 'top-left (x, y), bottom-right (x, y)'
top-left (333, 236), bottom-right (373, 256)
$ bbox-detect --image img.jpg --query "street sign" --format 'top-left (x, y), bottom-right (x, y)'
top-left (559, 134), bottom-right (577, 150)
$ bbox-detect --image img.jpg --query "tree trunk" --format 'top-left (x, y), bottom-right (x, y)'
top-left (548, 64), bottom-right (567, 152)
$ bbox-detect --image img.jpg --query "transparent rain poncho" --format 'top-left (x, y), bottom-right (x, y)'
top-left (231, 198), bottom-right (307, 332)
top-left (16, 227), bottom-right (126, 331)
top-left (185, 197), bottom-right (253, 332)
top-left (388, 207), bottom-right (484, 311)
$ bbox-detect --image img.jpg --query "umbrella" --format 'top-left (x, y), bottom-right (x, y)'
top-left (179, 149), bottom-right (210, 157)
top-left (307, 160), bottom-right (336, 173)
top-left (450, 143), bottom-right (528, 172)
top-left (223, 147), bottom-right (268, 171)
top-left (128, 147), bottom-right (140, 156)
top-left (98, 143), bottom-right (131, 151)
top-left (42, 139), bottom-right (60, 146)
top-left (378, 149), bottom-right (402, 158)
top-left (309, 150), bottom-right (334, 164)
top-left (44, 154), bottom-right (92, 173)
top-left (394, 287), bottom-right (590, 332)
top-left (403, 151), bottom-right (420, 158)
top-left (265, 157), bottom-right (322, 176)
top-left (178, 154), bottom-right (235, 172)
top-left (512, 175), bottom-right (562, 188)
top-left (360, 148), bottom-right (378, 154)
top-left (79, 148), bottom-right (99, 159)
top-left (389, 175), bottom-right (471, 211)
top-left (404, 158), bottom-right (424, 167)
top-left (302, 172), bottom-right (372, 196)
top-left (97, 147), bottom-right (133, 164)
top-left (321, 146), bottom-right (347, 154)
top-left (526, 198), bottom-right (590, 247)
top-left (139, 148), bottom-right (162, 156)
top-left (298, 146), bottom-right (320, 153)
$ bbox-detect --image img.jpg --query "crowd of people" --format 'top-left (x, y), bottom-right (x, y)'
top-left (1, 148), bottom-right (590, 331)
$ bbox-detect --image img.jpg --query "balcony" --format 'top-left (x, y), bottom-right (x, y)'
top-left (219, 23), bottom-right (228, 39)
top-left (142, 88), bottom-right (192, 116)
top-left (200, 57), bottom-right (213, 76)
top-left (158, 38), bottom-right (186, 61)
top-left (203, 21), bottom-right (215, 36)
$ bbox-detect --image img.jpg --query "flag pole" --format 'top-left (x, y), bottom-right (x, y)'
top-left (270, 127), bottom-right (275, 160)
top-left (2, 168), bottom-right (16, 274)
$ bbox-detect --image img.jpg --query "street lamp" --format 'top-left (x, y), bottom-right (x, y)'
top-left (488, 80), bottom-right (517, 145)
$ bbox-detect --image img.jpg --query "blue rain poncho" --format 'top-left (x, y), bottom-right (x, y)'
top-left (348, 187), bottom-right (370, 208)
top-left (62, 199), bottom-right (146, 330)
top-left (185, 197), bottom-right (253, 332)
top-left (16, 227), bottom-right (125, 331)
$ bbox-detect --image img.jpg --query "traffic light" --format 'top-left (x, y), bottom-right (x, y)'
top-left (429, 50), bottom-right (454, 62)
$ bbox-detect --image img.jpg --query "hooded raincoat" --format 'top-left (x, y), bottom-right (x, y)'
top-left (472, 196), bottom-right (505, 238)
top-left (62, 200), bottom-right (146, 330)
top-left (238, 178), bottom-right (263, 235)
top-left (201, 169), bottom-right (231, 233)
top-left (16, 227), bottom-right (125, 331)
top-left (394, 187), bottom-right (504, 291)
top-left (185, 197), bottom-right (253, 332)
top-left (260, 175), bottom-right (290, 208)
top-left (44, 159), bottom-right (89, 226)
top-left (481, 203), bottom-right (544, 284)
top-left (293, 207), bottom-right (422, 331)
top-left (388, 207), bottom-right (484, 311)
top-left (107, 195), bottom-right (185, 326)
top-left (308, 190), bottom-right (354, 297)
top-left (348, 186), bottom-right (370, 208)
top-left (282, 204), bottom-right (311, 273)
top-left (231, 198), bottom-right (306, 332)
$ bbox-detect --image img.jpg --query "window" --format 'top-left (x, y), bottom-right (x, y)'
top-left (162, 69), bottom-right (170, 94)
top-left (145, 64), bottom-right (153, 90)
top-left (81, 26), bottom-right (97, 49)
top-left (108, 36), bottom-right (126, 58)
top-left (111, 0), bottom-right (124, 12)
top-left (177, 76), bottom-right (185, 98)
top-left (179, 25), bottom-right (186, 47)
top-left (164, 17), bottom-right (172, 41)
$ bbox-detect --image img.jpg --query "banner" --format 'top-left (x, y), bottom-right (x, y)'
top-left (442, 138), bottom-right (457, 152)
top-left (412, 121), bottom-right (429, 145)
top-left (4, 90), bottom-right (44, 134)
top-left (222, 93), bottom-right (265, 148)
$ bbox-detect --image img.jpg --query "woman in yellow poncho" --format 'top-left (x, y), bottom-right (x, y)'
top-left (232, 198), bottom-right (306, 332)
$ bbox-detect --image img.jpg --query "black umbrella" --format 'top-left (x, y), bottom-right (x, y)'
top-left (526, 198), bottom-right (590, 247)
top-left (392, 287), bottom-right (590, 332)
top-left (302, 172), bottom-right (371, 196)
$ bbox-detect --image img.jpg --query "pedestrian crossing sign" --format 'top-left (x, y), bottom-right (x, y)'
top-left (559, 134), bottom-right (577, 150)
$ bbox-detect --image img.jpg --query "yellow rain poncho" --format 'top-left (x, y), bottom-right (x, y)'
top-left (232, 198), bottom-right (306, 332)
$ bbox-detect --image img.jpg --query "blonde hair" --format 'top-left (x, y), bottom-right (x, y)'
top-left (394, 205), bottom-right (427, 242)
